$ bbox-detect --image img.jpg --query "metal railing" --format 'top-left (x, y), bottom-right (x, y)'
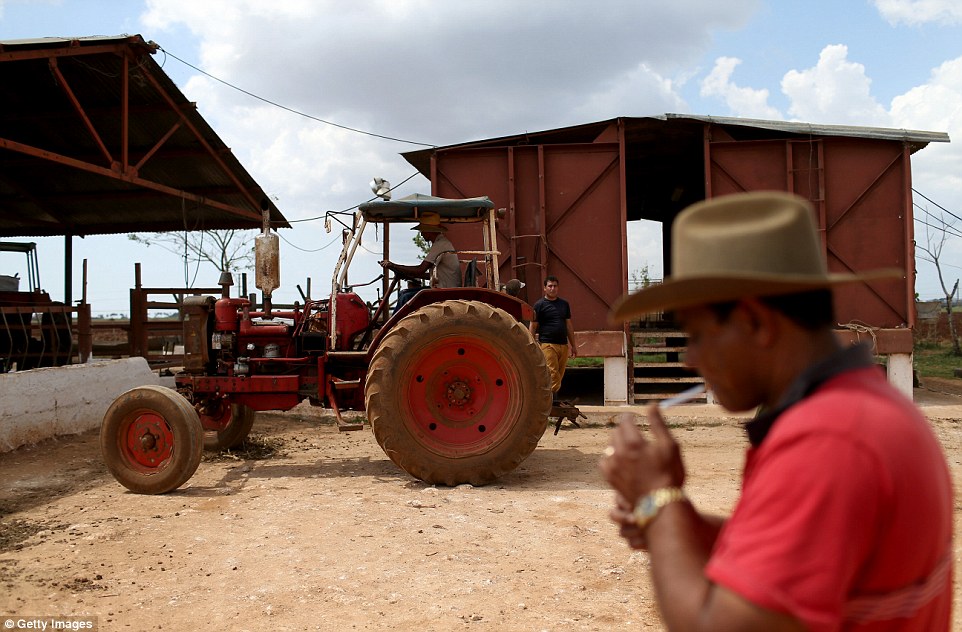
top-left (0, 302), bottom-right (91, 373)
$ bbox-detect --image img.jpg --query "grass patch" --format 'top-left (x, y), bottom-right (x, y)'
top-left (914, 343), bottom-right (962, 379)
top-left (568, 356), bottom-right (603, 367)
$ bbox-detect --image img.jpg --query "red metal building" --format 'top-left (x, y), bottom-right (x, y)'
top-left (403, 115), bottom-right (950, 402)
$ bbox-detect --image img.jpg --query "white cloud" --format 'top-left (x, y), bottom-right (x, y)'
top-left (142, 0), bottom-right (757, 144)
top-left (890, 56), bottom-right (962, 133)
top-left (781, 44), bottom-right (890, 126)
top-left (572, 63), bottom-right (687, 122)
top-left (700, 56), bottom-right (783, 120)
top-left (872, 0), bottom-right (962, 25)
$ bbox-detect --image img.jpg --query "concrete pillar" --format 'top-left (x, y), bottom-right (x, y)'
top-left (887, 352), bottom-right (914, 401)
top-left (604, 356), bottom-right (628, 406)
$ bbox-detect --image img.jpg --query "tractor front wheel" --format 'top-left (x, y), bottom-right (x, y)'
top-left (100, 385), bottom-right (204, 494)
top-left (201, 402), bottom-right (256, 451)
top-left (365, 300), bottom-right (551, 486)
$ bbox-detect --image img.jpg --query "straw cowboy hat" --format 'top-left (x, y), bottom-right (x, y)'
top-left (411, 212), bottom-right (447, 233)
top-left (610, 191), bottom-right (901, 321)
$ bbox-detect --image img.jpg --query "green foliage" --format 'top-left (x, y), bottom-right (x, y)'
top-left (567, 356), bottom-right (603, 367)
top-left (629, 264), bottom-right (652, 291)
top-left (413, 233), bottom-right (430, 256)
top-left (914, 343), bottom-right (962, 378)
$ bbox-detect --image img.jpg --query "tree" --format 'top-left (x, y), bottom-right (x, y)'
top-left (629, 264), bottom-right (653, 292)
top-left (916, 206), bottom-right (961, 355)
top-left (128, 229), bottom-right (256, 284)
top-left (413, 232), bottom-right (430, 257)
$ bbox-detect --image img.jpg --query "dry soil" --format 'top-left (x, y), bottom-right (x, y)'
top-left (1, 382), bottom-right (961, 631)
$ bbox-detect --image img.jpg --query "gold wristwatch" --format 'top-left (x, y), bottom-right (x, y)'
top-left (632, 487), bottom-right (686, 530)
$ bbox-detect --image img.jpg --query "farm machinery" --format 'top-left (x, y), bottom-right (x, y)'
top-left (0, 241), bottom-right (73, 372)
top-left (100, 194), bottom-right (553, 494)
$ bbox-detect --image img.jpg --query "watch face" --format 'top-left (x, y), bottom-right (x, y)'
top-left (634, 488), bottom-right (684, 529)
top-left (640, 496), bottom-right (657, 517)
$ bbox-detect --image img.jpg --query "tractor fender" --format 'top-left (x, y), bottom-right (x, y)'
top-left (366, 288), bottom-right (532, 359)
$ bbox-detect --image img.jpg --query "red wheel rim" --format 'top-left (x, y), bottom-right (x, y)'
top-left (121, 411), bottom-right (175, 473)
top-left (404, 334), bottom-right (522, 456)
top-left (200, 400), bottom-right (230, 431)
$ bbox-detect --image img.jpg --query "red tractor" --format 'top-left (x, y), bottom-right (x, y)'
top-left (101, 195), bottom-right (553, 494)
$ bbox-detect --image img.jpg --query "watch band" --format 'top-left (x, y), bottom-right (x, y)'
top-left (632, 486), bottom-right (686, 531)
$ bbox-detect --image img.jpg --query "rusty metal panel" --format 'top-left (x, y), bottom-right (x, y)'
top-left (432, 142), bottom-right (626, 332)
top-left (707, 135), bottom-right (912, 328)
top-left (821, 138), bottom-right (912, 328)
top-left (576, 330), bottom-right (626, 357)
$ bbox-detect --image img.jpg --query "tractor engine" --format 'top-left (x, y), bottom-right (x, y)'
top-left (181, 295), bottom-right (296, 376)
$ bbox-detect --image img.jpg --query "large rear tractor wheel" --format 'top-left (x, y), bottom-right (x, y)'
top-left (365, 300), bottom-right (551, 486)
top-left (100, 385), bottom-right (204, 494)
top-left (201, 402), bottom-right (256, 451)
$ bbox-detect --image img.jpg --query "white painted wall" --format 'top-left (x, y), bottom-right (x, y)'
top-left (0, 358), bottom-right (161, 452)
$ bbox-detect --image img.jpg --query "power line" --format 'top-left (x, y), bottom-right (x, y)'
top-left (284, 171), bottom-right (423, 224)
top-left (277, 231), bottom-right (343, 253)
top-left (913, 188), bottom-right (962, 225)
top-left (156, 46), bottom-right (437, 148)
top-left (276, 170), bottom-right (424, 250)
top-left (913, 205), bottom-right (962, 240)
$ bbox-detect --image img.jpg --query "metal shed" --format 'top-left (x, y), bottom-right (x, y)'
top-left (403, 115), bottom-right (950, 402)
top-left (0, 34), bottom-right (288, 302)
top-left (0, 34), bottom-right (288, 369)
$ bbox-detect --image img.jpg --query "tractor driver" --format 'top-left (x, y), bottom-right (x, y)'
top-left (379, 213), bottom-right (460, 309)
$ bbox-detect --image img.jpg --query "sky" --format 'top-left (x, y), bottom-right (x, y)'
top-left (1, 0), bottom-right (961, 315)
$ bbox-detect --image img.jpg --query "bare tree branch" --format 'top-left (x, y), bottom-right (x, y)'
top-left (917, 204), bottom-right (961, 355)
top-left (127, 230), bottom-right (256, 276)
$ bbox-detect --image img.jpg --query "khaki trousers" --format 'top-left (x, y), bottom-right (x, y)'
top-left (540, 343), bottom-right (569, 394)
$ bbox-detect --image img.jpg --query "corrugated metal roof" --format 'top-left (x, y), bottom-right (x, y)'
top-left (0, 34), bottom-right (288, 238)
top-left (662, 113), bottom-right (950, 144)
top-left (402, 114), bottom-right (950, 178)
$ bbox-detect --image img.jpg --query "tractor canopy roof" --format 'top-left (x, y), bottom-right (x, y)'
top-left (358, 194), bottom-right (494, 224)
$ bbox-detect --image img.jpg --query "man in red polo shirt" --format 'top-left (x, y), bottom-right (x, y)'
top-left (600, 192), bottom-right (953, 631)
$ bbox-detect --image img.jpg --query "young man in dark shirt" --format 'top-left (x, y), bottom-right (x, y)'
top-left (529, 275), bottom-right (577, 397)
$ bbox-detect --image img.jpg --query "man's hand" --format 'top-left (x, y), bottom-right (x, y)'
top-left (379, 260), bottom-right (391, 271)
top-left (599, 407), bottom-right (685, 507)
top-left (610, 493), bottom-right (649, 550)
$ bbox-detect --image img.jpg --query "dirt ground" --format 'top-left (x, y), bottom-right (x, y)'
top-left (1, 381), bottom-right (961, 631)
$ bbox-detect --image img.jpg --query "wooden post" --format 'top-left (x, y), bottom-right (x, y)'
top-left (76, 302), bottom-right (92, 363)
top-left (129, 263), bottom-right (145, 358)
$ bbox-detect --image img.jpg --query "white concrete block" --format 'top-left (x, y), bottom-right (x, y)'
top-left (887, 352), bottom-right (914, 402)
top-left (604, 356), bottom-right (629, 406)
top-left (0, 358), bottom-right (162, 452)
